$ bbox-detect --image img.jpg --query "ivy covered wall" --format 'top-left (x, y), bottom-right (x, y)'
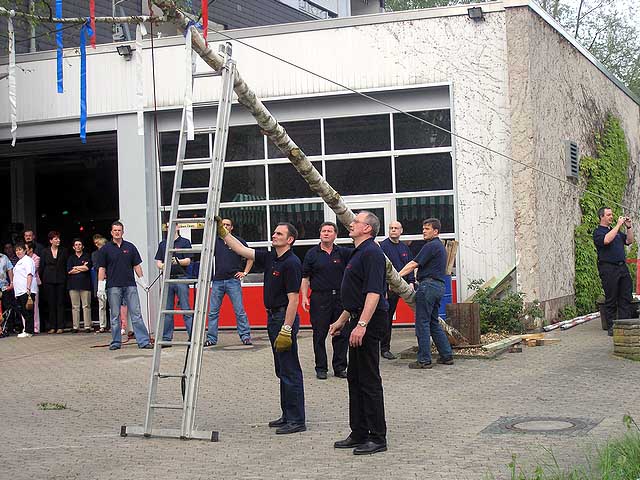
top-left (574, 115), bottom-right (631, 314)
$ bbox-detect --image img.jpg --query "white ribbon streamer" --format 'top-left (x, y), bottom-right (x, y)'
top-left (136, 23), bottom-right (147, 136)
top-left (184, 26), bottom-right (194, 141)
top-left (8, 11), bottom-right (17, 147)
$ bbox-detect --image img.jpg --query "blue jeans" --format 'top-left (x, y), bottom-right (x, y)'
top-left (267, 311), bottom-right (305, 425)
top-left (163, 283), bottom-right (193, 341)
top-left (206, 279), bottom-right (251, 343)
top-left (415, 280), bottom-right (452, 364)
top-left (107, 286), bottom-right (151, 348)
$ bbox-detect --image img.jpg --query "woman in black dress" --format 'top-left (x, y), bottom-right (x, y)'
top-left (40, 231), bottom-right (69, 334)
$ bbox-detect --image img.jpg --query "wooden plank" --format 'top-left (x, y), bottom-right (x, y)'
top-left (482, 336), bottom-right (522, 352)
top-left (520, 334), bottom-right (545, 340)
top-left (536, 338), bottom-right (561, 346)
top-left (445, 240), bottom-right (458, 276)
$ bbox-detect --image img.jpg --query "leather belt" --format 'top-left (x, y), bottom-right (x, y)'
top-left (314, 289), bottom-right (339, 295)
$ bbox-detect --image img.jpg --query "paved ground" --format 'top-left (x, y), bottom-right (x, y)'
top-left (1, 319), bottom-right (639, 480)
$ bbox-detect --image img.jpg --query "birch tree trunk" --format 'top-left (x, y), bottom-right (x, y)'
top-left (152, 0), bottom-right (468, 345)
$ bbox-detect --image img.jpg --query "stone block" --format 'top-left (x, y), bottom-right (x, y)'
top-left (613, 345), bottom-right (640, 355)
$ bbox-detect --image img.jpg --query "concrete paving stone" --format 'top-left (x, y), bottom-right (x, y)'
top-left (1, 320), bottom-right (639, 479)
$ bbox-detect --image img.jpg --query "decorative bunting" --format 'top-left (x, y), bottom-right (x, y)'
top-left (89, 0), bottom-right (96, 48)
top-left (7, 10), bottom-right (17, 146)
top-left (136, 23), bottom-right (147, 136)
top-left (202, 0), bottom-right (208, 44)
top-left (56, 0), bottom-right (63, 93)
top-left (184, 22), bottom-right (195, 141)
top-left (79, 22), bottom-right (94, 143)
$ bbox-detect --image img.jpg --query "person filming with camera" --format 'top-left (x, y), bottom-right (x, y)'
top-left (593, 207), bottom-right (635, 336)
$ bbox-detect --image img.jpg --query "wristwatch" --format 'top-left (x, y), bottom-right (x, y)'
top-left (357, 321), bottom-right (367, 328)
top-left (282, 324), bottom-right (292, 332)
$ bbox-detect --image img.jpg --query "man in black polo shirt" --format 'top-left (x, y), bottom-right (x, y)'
top-left (216, 217), bottom-right (306, 435)
top-left (301, 221), bottom-right (349, 380)
top-left (155, 224), bottom-right (193, 344)
top-left (593, 207), bottom-right (635, 336)
top-left (97, 221), bottom-right (152, 350)
top-left (398, 217), bottom-right (453, 369)
top-left (329, 211), bottom-right (388, 455)
top-left (379, 221), bottom-right (415, 360)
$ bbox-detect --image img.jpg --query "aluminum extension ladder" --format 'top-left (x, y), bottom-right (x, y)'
top-left (121, 43), bottom-right (236, 442)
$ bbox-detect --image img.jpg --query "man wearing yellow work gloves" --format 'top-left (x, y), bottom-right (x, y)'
top-left (215, 217), bottom-right (306, 434)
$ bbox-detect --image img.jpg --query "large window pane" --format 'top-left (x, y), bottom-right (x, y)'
top-left (326, 158), bottom-right (392, 196)
top-left (159, 132), bottom-right (210, 166)
top-left (292, 245), bottom-right (315, 264)
top-left (269, 203), bottom-right (324, 240)
top-left (220, 206), bottom-right (267, 242)
top-left (324, 114), bottom-right (390, 154)
top-left (269, 162), bottom-right (321, 199)
top-left (267, 120), bottom-right (321, 158)
top-left (337, 208), bottom-right (386, 238)
top-left (396, 196), bottom-right (455, 234)
top-left (161, 170), bottom-right (210, 205)
top-left (395, 153), bottom-right (453, 192)
top-left (227, 125), bottom-right (264, 161)
top-left (393, 110), bottom-right (451, 149)
top-left (221, 165), bottom-right (266, 202)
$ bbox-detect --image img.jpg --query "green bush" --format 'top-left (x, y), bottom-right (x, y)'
top-left (558, 305), bottom-right (578, 321)
top-left (574, 116), bottom-right (631, 314)
top-left (469, 279), bottom-right (542, 334)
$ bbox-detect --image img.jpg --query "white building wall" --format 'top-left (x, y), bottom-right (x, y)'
top-left (1, 4), bottom-right (517, 297)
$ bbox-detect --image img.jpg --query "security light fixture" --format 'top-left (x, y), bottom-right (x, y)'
top-left (467, 6), bottom-right (484, 21)
top-left (116, 44), bottom-right (133, 60)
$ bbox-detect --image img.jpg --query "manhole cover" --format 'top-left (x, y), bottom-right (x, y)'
top-left (482, 416), bottom-right (602, 436)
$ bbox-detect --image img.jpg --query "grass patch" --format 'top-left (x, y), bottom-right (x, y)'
top-left (37, 402), bottom-right (67, 410)
top-left (488, 416), bottom-right (640, 479)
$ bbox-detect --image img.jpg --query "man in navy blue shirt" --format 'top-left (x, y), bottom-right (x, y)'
top-left (301, 222), bottom-right (349, 380)
top-left (216, 217), bottom-right (305, 435)
top-left (593, 207), bottom-right (635, 335)
top-left (329, 211), bottom-right (388, 455)
top-left (97, 221), bottom-right (152, 350)
top-left (399, 218), bottom-right (453, 369)
top-left (205, 218), bottom-right (253, 347)
top-left (155, 224), bottom-right (193, 345)
top-left (379, 221), bottom-right (415, 360)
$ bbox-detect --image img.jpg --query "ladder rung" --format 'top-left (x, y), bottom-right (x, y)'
top-left (169, 247), bottom-right (202, 253)
top-left (161, 309), bottom-right (196, 315)
top-left (165, 278), bottom-right (195, 284)
top-left (157, 372), bottom-right (187, 378)
top-left (193, 71), bottom-right (221, 78)
top-left (171, 217), bottom-right (207, 223)
top-left (177, 187), bottom-right (210, 194)
top-left (193, 126), bottom-right (217, 134)
top-left (162, 341), bottom-right (192, 346)
top-left (181, 157), bottom-right (213, 165)
top-left (151, 403), bottom-right (184, 410)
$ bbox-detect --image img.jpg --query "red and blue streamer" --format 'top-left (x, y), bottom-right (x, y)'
top-left (79, 22), bottom-right (94, 143)
top-left (56, 0), bottom-right (63, 93)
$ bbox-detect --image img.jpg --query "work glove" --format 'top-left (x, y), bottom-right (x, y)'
top-left (214, 216), bottom-right (228, 239)
top-left (274, 326), bottom-right (292, 352)
top-left (136, 276), bottom-right (149, 290)
top-left (97, 280), bottom-right (107, 301)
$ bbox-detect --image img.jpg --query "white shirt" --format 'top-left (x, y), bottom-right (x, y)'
top-left (13, 255), bottom-right (35, 297)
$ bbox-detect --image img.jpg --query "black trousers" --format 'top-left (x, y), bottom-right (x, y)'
top-left (346, 310), bottom-right (387, 444)
top-left (16, 293), bottom-right (34, 334)
top-left (598, 262), bottom-right (635, 328)
top-left (381, 292), bottom-right (399, 353)
top-left (44, 283), bottom-right (66, 330)
top-left (310, 291), bottom-right (348, 374)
